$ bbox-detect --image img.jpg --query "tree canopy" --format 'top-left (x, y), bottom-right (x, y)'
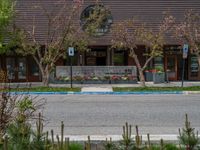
top-left (0, 0), bottom-right (14, 48)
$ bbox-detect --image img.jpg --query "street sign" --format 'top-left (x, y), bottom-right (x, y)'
top-left (68, 47), bottom-right (75, 56)
top-left (183, 44), bottom-right (189, 59)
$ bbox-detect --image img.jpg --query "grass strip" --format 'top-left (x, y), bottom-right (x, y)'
top-left (113, 86), bottom-right (200, 92)
top-left (0, 86), bottom-right (81, 92)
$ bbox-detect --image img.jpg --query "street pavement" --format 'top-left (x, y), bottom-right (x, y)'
top-left (36, 94), bottom-right (200, 140)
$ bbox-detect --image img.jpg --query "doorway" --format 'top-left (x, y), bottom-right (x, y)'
top-left (165, 55), bottom-right (178, 81)
top-left (85, 48), bottom-right (107, 66)
top-left (96, 57), bottom-right (106, 66)
top-left (6, 57), bottom-right (27, 82)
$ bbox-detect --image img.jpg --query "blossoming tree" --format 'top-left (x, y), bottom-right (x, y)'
top-left (111, 19), bottom-right (167, 86)
top-left (163, 10), bottom-right (200, 67)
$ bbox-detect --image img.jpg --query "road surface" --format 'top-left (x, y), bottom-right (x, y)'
top-left (35, 94), bottom-right (200, 138)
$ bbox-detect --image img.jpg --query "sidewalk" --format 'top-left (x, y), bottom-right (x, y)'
top-left (5, 81), bottom-right (200, 88)
top-left (2, 81), bottom-right (200, 93)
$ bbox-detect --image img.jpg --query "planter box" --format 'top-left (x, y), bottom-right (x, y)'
top-left (153, 73), bottom-right (165, 84)
top-left (51, 80), bottom-right (83, 84)
top-left (82, 80), bottom-right (110, 84)
top-left (111, 80), bottom-right (137, 84)
top-left (145, 72), bottom-right (153, 81)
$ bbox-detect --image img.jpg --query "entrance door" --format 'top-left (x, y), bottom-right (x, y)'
top-left (165, 55), bottom-right (178, 81)
top-left (6, 57), bottom-right (27, 82)
top-left (96, 57), bottom-right (106, 66)
top-left (85, 48), bottom-right (107, 66)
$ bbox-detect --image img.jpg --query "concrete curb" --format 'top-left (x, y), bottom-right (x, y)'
top-left (183, 91), bottom-right (200, 94)
top-left (56, 134), bottom-right (178, 141)
top-left (8, 91), bottom-right (185, 95)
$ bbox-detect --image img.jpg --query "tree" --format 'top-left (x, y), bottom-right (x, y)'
top-left (163, 10), bottom-right (200, 68)
top-left (178, 114), bottom-right (200, 150)
top-left (0, 0), bottom-right (14, 50)
top-left (14, 0), bottom-right (89, 86)
top-left (111, 19), bottom-right (166, 86)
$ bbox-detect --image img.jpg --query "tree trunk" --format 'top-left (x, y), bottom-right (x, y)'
top-left (40, 66), bottom-right (50, 87)
top-left (42, 73), bottom-right (50, 87)
top-left (32, 57), bottom-right (52, 87)
top-left (138, 69), bottom-right (145, 87)
top-left (131, 52), bottom-right (146, 87)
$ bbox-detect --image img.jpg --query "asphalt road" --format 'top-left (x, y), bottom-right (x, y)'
top-left (37, 94), bottom-right (200, 136)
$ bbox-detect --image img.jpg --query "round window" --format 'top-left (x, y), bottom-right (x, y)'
top-left (80, 5), bottom-right (113, 36)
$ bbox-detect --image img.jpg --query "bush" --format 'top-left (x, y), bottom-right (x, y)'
top-left (69, 142), bottom-right (83, 150)
top-left (164, 143), bottom-right (180, 150)
top-left (178, 114), bottom-right (200, 150)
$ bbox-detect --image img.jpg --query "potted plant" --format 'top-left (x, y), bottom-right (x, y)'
top-left (144, 67), bottom-right (154, 81)
top-left (153, 66), bottom-right (165, 84)
top-left (73, 76), bottom-right (83, 84)
top-left (111, 75), bottom-right (137, 84)
top-left (110, 75), bottom-right (121, 84)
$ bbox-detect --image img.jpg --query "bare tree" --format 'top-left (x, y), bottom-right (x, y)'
top-left (111, 19), bottom-right (166, 86)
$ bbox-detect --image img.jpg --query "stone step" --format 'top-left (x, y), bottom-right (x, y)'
top-left (81, 87), bottom-right (113, 92)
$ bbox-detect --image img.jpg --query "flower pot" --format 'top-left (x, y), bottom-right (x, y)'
top-left (145, 72), bottom-right (153, 81)
top-left (111, 80), bottom-right (137, 84)
top-left (82, 80), bottom-right (110, 84)
top-left (153, 72), bottom-right (165, 84)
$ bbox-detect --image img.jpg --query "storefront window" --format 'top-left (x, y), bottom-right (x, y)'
top-left (154, 57), bottom-right (164, 70)
top-left (30, 59), bottom-right (39, 76)
top-left (114, 51), bottom-right (126, 66)
top-left (18, 58), bottom-right (27, 79)
top-left (6, 58), bottom-right (15, 80)
top-left (86, 50), bottom-right (107, 66)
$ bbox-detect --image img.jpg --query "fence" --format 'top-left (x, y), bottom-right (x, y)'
top-left (53, 66), bottom-right (137, 84)
top-left (56, 66), bottom-right (137, 78)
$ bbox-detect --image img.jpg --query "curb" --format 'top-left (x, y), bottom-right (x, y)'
top-left (8, 91), bottom-right (184, 95)
top-left (55, 134), bottom-right (178, 141)
top-left (183, 91), bottom-right (200, 94)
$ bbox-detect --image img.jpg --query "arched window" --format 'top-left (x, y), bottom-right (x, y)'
top-left (80, 4), bottom-right (113, 36)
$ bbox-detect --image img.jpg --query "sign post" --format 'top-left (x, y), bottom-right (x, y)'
top-left (68, 47), bottom-right (74, 88)
top-left (182, 44), bottom-right (189, 87)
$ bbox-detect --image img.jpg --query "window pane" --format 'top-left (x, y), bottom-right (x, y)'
top-left (6, 58), bottom-right (15, 80)
top-left (18, 58), bottom-right (27, 79)
top-left (30, 59), bottom-right (39, 76)
top-left (154, 57), bottom-right (164, 71)
top-left (114, 51), bottom-right (125, 66)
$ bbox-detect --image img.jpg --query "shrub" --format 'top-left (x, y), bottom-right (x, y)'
top-left (164, 143), bottom-right (179, 150)
top-left (0, 93), bottom-right (17, 138)
top-left (178, 114), bottom-right (200, 150)
top-left (69, 142), bottom-right (83, 150)
top-left (104, 138), bottom-right (117, 150)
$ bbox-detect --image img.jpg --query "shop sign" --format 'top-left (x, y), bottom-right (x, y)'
top-left (190, 56), bottom-right (199, 73)
top-left (183, 44), bottom-right (189, 59)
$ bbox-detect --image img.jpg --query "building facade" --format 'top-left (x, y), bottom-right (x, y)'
top-left (0, 0), bottom-right (200, 82)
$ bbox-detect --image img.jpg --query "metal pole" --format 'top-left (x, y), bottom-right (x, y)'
top-left (181, 58), bottom-right (185, 87)
top-left (70, 57), bottom-right (73, 88)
